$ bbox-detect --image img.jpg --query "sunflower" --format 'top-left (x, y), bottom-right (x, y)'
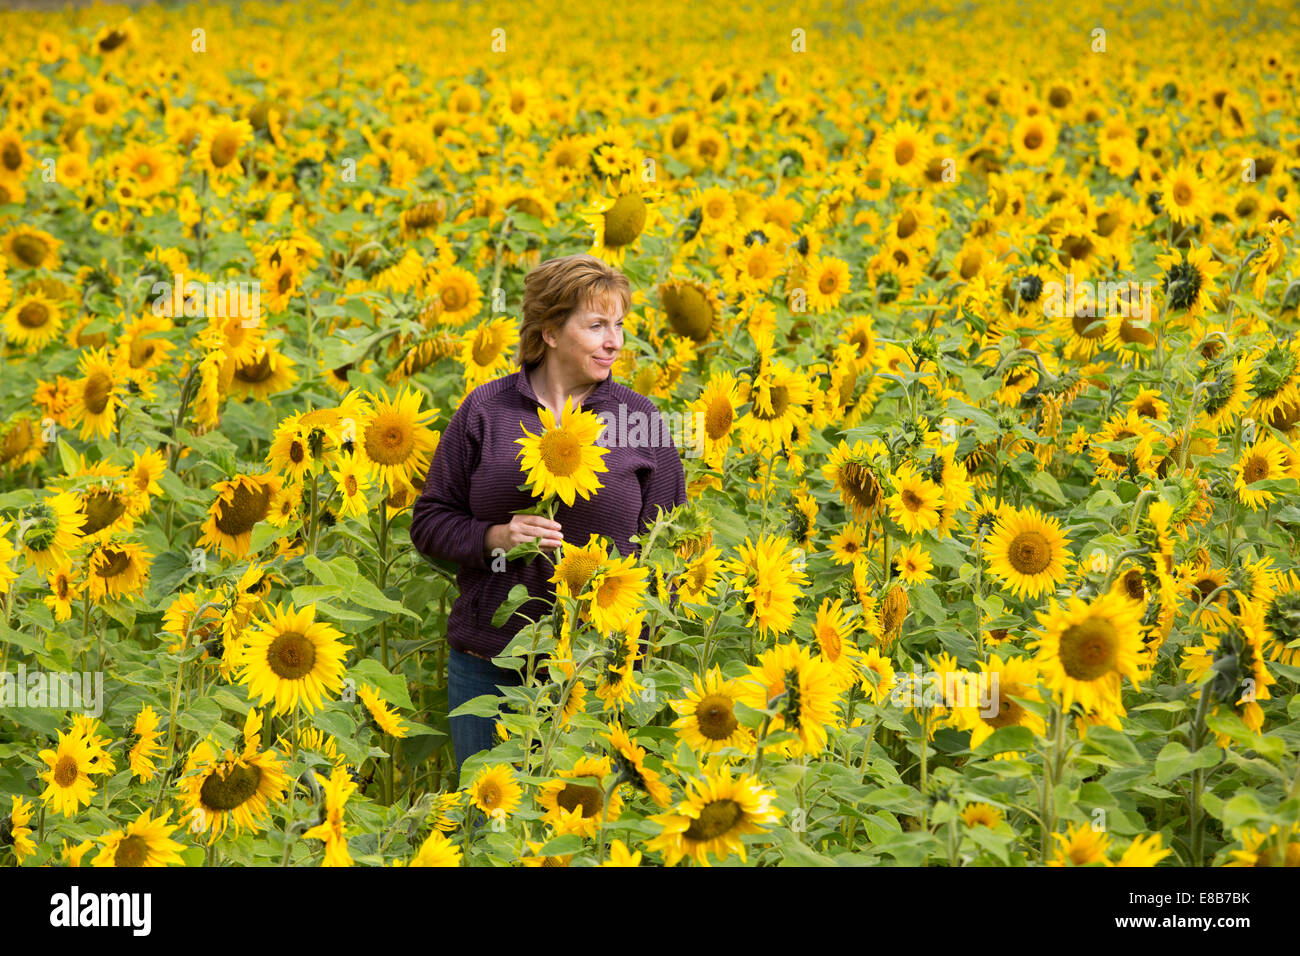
top-left (658, 276), bottom-right (718, 343)
top-left (4, 796), bottom-right (36, 863)
top-left (645, 766), bottom-right (781, 866)
top-left (1049, 822), bottom-right (1112, 866)
top-left (4, 291), bottom-right (64, 350)
top-left (536, 756), bottom-right (624, 838)
top-left (1030, 590), bottom-right (1145, 714)
top-left (727, 534), bottom-right (808, 638)
top-left (193, 115), bottom-right (253, 181)
top-left (984, 505), bottom-right (1071, 600)
top-left (236, 602), bottom-right (351, 716)
top-left (1225, 825), bottom-right (1300, 868)
top-left (948, 653), bottom-right (1046, 751)
top-left (198, 472), bottom-right (284, 558)
top-left (1090, 410), bottom-right (1159, 481)
top-left (822, 438), bottom-right (889, 522)
top-left (1181, 602), bottom-right (1275, 741)
top-left (1160, 161), bottom-right (1211, 226)
top-left (38, 728), bottom-right (108, 817)
top-left (1247, 340), bottom-right (1300, 422)
top-left (583, 174), bottom-right (659, 265)
top-left (515, 394), bottom-right (609, 507)
top-left (738, 640), bottom-right (841, 756)
top-left (961, 802), bottom-right (1005, 828)
top-left (738, 358), bottom-right (812, 451)
top-left (874, 120), bottom-right (932, 183)
top-left (2, 225), bottom-right (62, 270)
top-left (350, 387), bottom-right (439, 494)
top-left (1260, 571), bottom-right (1300, 666)
top-left (84, 538), bottom-right (151, 603)
top-left (407, 830), bottom-right (462, 867)
top-left (810, 597), bottom-right (865, 689)
top-left (302, 765), bottom-right (358, 867)
top-left (670, 666), bottom-right (754, 755)
top-left (1156, 244), bottom-right (1224, 320)
top-left (1115, 833), bottom-right (1172, 867)
top-left (67, 347), bottom-right (119, 440)
top-left (690, 372), bottom-right (743, 463)
top-left (1231, 434), bottom-right (1290, 510)
top-left (604, 722), bottom-right (673, 808)
top-left (44, 564), bottom-right (80, 622)
top-left (92, 809), bottom-right (186, 867)
top-left (1198, 354), bottom-right (1254, 433)
top-left (583, 553), bottom-right (648, 634)
top-left (177, 710), bottom-right (290, 844)
top-left (460, 316), bottom-right (517, 388)
top-left (886, 463), bottom-right (944, 536)
top-left (601, 840), bottom-right (643, 867)
top-left (17, 492), bottom-right (85, 574)
top-left (466, 763), bottom-right (523, 819)
top-left (829, 521), bottom-right (867, 565)
top-left (228, 343), bottom-right (297, 400)
top-left (1011, 114), bottom-right (1058, 165)
top-left (127, 704), bottom-right (166, 782)
top-left (803, 255), bottom-right (852, 314)
top-left (424, 265), bottom-right (483, 326)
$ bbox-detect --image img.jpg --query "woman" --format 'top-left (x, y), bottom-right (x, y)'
top-left (409, 253), bottom-right (687, 775)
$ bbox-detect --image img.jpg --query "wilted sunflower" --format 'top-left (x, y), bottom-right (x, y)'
top-left (1031, 590), bottom-right (1145, 715)
top-left (645, 766), bottom-right (781, 866)
top-left (984, 505), bottom-right (1071, 599)
top-left (516, 394), bottom-right (609, 507)
top-left (92, 809), bottom-right (186, 867)
top-left (198, 472), bottom-right (283, 557)
top-left (822, 438), bottom-right (889, 522)
top-left (236, 602), bottom-right (351, 716)
top-left (1156, 244), bottom-right (1223, 319)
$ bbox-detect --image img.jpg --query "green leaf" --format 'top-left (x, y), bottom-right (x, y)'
top-left (973, 725), bottom-right (1035, 757)
top-left (176, 697), bottom-right (223, 737)
top-left (348, 658), bottom-right (415, 709)
top-left (490, 583), bottom-right (535, 628)
top-left (348, 577), bottom-right (422, 622)
top-left (1154, 741), bottom-right (1221, 785)
top-left (1078, 726), bottom-right (1142, 765)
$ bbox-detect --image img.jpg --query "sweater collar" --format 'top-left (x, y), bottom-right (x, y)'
top-left (515, 366), bottom-right (615, 411)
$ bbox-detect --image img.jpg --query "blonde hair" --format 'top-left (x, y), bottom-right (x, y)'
top-left (518, 253), bottom-right (631, 370)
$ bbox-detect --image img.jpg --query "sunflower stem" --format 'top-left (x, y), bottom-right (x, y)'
top-left (1189, 674), bottom-right (1214, 867)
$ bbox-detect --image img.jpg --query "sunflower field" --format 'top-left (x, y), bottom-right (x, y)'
top-left (2, 0), bottom-right (1300, 872)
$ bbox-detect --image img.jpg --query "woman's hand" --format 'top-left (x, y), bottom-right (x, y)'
top-left (485, 516), bottom-right (564, 555)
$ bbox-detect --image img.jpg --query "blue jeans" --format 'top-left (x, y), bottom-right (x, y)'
top-left (446, 648), bottom-right (523, 777)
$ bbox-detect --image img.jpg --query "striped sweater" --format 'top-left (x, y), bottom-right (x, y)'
top-left (408, 368), bottom-right (687, 658)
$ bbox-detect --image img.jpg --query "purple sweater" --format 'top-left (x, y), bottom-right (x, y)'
top-left (408, 368), bottom-right (687, 659)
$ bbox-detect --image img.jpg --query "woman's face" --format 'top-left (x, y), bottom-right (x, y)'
top-left (544, 293), bottom-right (624, 384)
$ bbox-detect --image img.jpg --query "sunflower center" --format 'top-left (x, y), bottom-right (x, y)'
top-left (985, 683), bottom-right (1026, 728)
top-left (703, 396), bottom-right (734, 439)
top-left (477, 783), bottom-right (501, 810)
top-left (1, 141), bottom-right (21, 170)
top-left (604, 194), bottom-right (647, 247)
top-left (661, 282), bottom-right (714, 341)
top-left (1070, 310), bottom-right (1107, 339)
top-left (18, 302), bottom-right (50, 328)
top-left (113, 834), bottom-right (150, 867)
top-left (441, 283), bottom-right (468, 312)
top-left (817, 626), bottom-right (842, 661)
top-left (840, 461), bottom-right (881, 515)
top-left (558, 553), bottom-right (600, 594)
top-left (538, 428), bottom-right (581, 477)
top-left (556, 783), bottom-right (603, 817)
top-left (234, 352), bottom-right (274, 383)
top-left (81, 489), bottom-right (126, 535)
top-left (894, 141), bottom-right (915, 166)
top-left (214, 481), bottom-right (272, 536)
top-left (1241, 454), bottom-right (1269, 484)
top-left (683, 798), bottom-right (743, 842)
top-left (344, 475), bottom-right (358, 496)
top-left (818, 272), bottom-right (839, 295)
top-left (200, 762), bottom-right (263, 811)
top-left (14, 235), bottom-right (48, 267)
top-left (365, 413), bottom-right (415, 466)
top-left (1058, 617), bottom-right (1119, 681)
top-left (53, 755), bottom-right (79, 787)
top-left (695, 693), bottom-right (739, 740)
top-left (471, 330), bottom-right (503, 366)
top-left (1008, 530), bottom-right (1051, 574)
top-left (266, 630), bottom-right (317, 680)
top-left (1172, 182), bottom-right (1193, 205)
top-left (1023, 129), bottom-right (1044, 150)
top-left (210, 130), bottom-right (242, 168)
top-left (901, 488), bottom-right (923, 512)
top-left (1123, 569), bottom-right (1146, 602)
top-left (83, 370), bottom-right (113, 414)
